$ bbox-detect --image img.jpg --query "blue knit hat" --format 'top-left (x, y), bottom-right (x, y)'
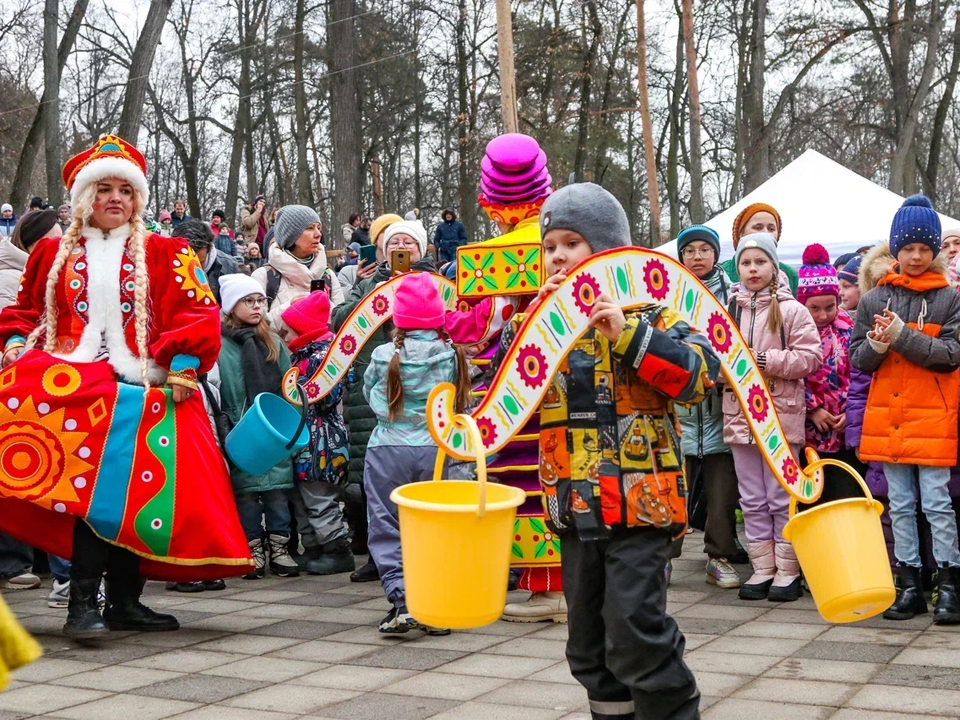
top-left (677, 225), bottom-right (720, 259)
top-left (838, 254), bottom-right (862, 285)
top-left (890, 195), bottom-right (941, 259)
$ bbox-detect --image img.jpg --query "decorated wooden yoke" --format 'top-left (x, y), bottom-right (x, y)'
top-left (426, 246), bottom-right (829, 505)
top-left (282, 273), bottom-right (458, 405)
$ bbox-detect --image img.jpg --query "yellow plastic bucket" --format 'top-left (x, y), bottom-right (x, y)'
top-left (783, 458), bottom-right (895, 623)
top-left (391, 415), bottom-right (526, 629)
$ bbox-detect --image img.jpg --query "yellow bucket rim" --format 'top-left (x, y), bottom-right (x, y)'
top-left (392, 481), bottom-right (526, 514)
top-left (783, 496), bottom-right (883, 542)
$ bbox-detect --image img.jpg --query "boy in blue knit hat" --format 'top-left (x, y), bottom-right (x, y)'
top-left (850, 195), bottom-right (960, 624)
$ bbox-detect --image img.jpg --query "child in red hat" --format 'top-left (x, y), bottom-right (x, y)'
top-left (362, 273), bottom-right (472, 634)
top-left (280, 291), bottom-right (354, 576)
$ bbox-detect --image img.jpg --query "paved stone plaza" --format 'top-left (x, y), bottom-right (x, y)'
top-left (3, 532), bottom-right (960, 720)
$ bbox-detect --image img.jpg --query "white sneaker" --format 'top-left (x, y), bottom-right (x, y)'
top-left (502, 591), bottom-right (567, 623)
top-left (0, 572), bottom-right (41, 590)
top-left (706, 558), bottom-right (741, 589)
top-left (48, 578), bottom-right (70, 608)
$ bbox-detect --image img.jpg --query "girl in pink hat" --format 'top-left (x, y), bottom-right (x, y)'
top-left (362, 273), bottom-right (472, 634)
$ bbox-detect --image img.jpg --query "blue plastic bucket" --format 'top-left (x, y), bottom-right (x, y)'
top-left (225, 393), bottom-right (309, 476)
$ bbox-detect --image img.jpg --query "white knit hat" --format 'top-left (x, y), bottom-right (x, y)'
top-left (383, 220), bottom-right (428, 257)
top-left (220, 274), bottom-right (266, 315)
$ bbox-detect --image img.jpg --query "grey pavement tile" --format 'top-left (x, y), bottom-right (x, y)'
top-left (0, 684), bottom-right (108, 715)
top-left (0, 710), bottom-right (33, 720)
top-left (221, 589), bottom-right (312, 603)
top-left (47, 642), bottom-right (162, 664)
top-left (475, 679), bottom-right (589, 712)
top-left (870, 662), bottom-right (960, 691)
top-left (201, 655), bottom-right (326, 683)
top-left (912, 629), bottom-right (960, 648)
top-left (846, 684), bottom-right (960, 716)
top-left (524, 624), bottom-right (569, 642)
top-left (134, 609), bottom-right (218, 625)
top-left (321, 625), bottom-right (421, 646)
top-left (458, 621), bottom-right (545, 637)
top-left (892, 646), bottom-right (960, 668)
top-left (684, 651), bottom-right (781, 676)
top-left (133, 673), bottom-right (271, 703)
top-left (48, 693), bottom-right (200, 720)
top-left (726, 621), bottom-right (827, 640)
top-left (318, 693), bottom-right (461, 720)
top-left (841, 613), bottom-right (933, 630)
top-left (123, 648), bottom-right (250, 673)
top-left (763, 657), bottom-right (882, 684)
top-left (17, 614), bottom-right (71, 635)
top-left (292, 607), bottom-right (387, 625)
top-left (346, 645), bottom-right (468, 671)
top-left (830, 710), bottom-right (944, 720)
top-left (10, 658), bottom-right (103, 683)
top-left (114, 627), bottom-right (230, 649)
top-left (689, 672), bottom-right (752, 699)
top-left (283, 592), bottom-right (375, 608)
top-left (192, 633), bottom-right (305, 655)
top-left (558, 714), bottom-right (591, 720)
top-left (402, 631), bottom-right (509, 652)
top-left (181, 613), bottom-right (280, 632)
top-left (266, 638), bottom-right (379, 663)
top-left (163, 707), bottom-right (300, 720)
top-left (224, 685), bottom-right (362, 714)
top-left (759, 608), bottom-right (832, 625)
top-left (233, 603), bottom-right (320, 620)
top-left (683, 633), bottom-right (718, 650)
top-left (793, 640), bottom-right (903, 663)
top-left (481, 637), bottom-right (567, 660)
top-left (51, 665), bottom-right (184, 692)
top-left (527, 661), bottom-right (580, 685)
top-left (291, 664), bottom-right (417, 692)
top-left (247, 619), bottom-right (358, 639)
top-left (169, 598), bottom-right (263, 613)
top-left (428, 702), bottom-right (567, 720)
top-left (674, 604), bottom-right (770, 621)
top-left (326, 582), bottom-right (389, 597)
top-left (817, 625), bottom-right (920, 645)
top-left (732, 676), bottom-right (857, 706)
top-left (702, 698), bottom-right (834, 719)
top-left (674, 618), bottom-right (741, 635)
top-left (436, 652), bottom-right (559, 679)
top-left (379, 670), bottom-right (513, 700)
top-left (695, 635), bottom-right (808, 657)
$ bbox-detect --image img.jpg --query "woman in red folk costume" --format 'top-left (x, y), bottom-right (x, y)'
top-left (0, 136), bottom-right (251, 641)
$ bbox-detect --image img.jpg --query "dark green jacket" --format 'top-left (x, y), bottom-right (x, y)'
top-left (330, 257), bottom-right (438, 485)
top-left (219, 333), bottom-right (294, 494)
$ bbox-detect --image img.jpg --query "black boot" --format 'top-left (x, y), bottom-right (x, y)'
top-left (103, 577), bottom-right (179, 632)
top-left (305, 538), bottom-right (356, 575)
top-left (350, 558), bottom-right (379, 583)
top-left (934, 565), bottom-right (960, 625)
top-left (63, 577), bottom-right (108, 640)
top-left (883, 565), bottom-right (928, 620)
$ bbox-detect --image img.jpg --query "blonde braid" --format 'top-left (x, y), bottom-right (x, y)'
top-left (767, 273), bottom-right (783, 335)
top-left (127, 199), bottom-right (152, 393)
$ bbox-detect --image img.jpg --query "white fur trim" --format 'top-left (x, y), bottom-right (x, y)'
top-left (52, 224), bottom-right (165, 386)
top-left (70, 156), bottom-right (149, 207)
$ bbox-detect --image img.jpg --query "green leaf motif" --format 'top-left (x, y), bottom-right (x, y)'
top-left (506, 273), bottom-right (520, 289)
top-left (482, 275), bottom-right (498, 290)
top-left (552, 539), bottom-right (561, 554)
top-left (463, 278), bottom-right (477, 294)
top-left (502, 251), bottom-right (519, 265)
top-left (550, 312), bottom-right (566, 336)
top-left (767, 435), bottom-right (778, 451)
top-left (513, 519), bottom-right (520, 533)
top-left (529, 517), bottom-right (546, 534)
top-left (461, 255), bottom-right (476, 271)
top-left (616, 266), bottom-right (629, 294)
top-left (534, 541), bottom-right (547, 559)
top-left (481, 253), bottom-right (495, 270)
top-left (512, 543), bottom-right (524, 559)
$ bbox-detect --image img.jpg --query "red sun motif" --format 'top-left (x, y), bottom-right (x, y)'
top-left (516, 344), bottom-right (549, 389)
top-left (339, 334), bottom-right (358, 356)
top-left (572, 274), bottom-right (601, 315)
top-left (782, 457), bottom-right (800, 486)
top-left (747, 384), bottom-right (769, 423)
top-left (642, 259), bottom-right (669, 301)
top-left (706, 312), bottom-right (733, 354)
top-left (476, 416), bottom-right (498, 448)
top-left (372, 294), bottom-right (389, 317)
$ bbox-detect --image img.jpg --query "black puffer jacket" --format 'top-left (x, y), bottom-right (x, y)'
top-left (330, 256), bottom-right (438, 485)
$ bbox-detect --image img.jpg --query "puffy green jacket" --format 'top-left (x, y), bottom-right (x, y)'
top-left (219, 332), bottom-right (294, 494)
top-left (675, 265), bottom-right (732, 458)
top-left (330, 256), bottom-right (438, 485)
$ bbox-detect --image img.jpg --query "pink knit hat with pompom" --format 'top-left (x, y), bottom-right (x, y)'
top-left (797, 243), bottom-right (839, 304)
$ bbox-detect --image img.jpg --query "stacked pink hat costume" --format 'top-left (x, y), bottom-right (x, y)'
top-left (477, 134), bottom-right (553, 226)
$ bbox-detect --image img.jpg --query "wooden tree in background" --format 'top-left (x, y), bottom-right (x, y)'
top-left (681, 0), bottom-right (703, 224)
top-left (117, 0), bottom-right (173, 143)
top-left (636, 0), bottom-right (661, 245)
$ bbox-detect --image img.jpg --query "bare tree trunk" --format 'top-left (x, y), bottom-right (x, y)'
top-left (730, 0), bottom-right (750, 204)
top-left (637, 0), bottom-right (661, 245)
top-left (667, 18), bottom-right (683, 240)
top-left (310, 131), bottom-right (329, 230)
top-left (456, 0), bottom-right (471, 229)
top-left (681, 0), bottom-right (704, 223)
top-left (924, 10), bottom-right (960, 200)
top-left (117, 0), bottom-right (173, 143)
top-left (328, 0), bottom-right (362, 248)
top-left (573, 0), bottom-right (601, 182)
top-left (293, 0), bottom-right (313, 205)
top-left (494, 0), bottom-right (518, 132)
top-left (743, 0), bottom-right (769, 192)
top-left (371, 155), bottom-right (384, 216)
top-left (42, 0), bottom-right (60, 205)
top-left (10, 0), bottom-right (88, 210)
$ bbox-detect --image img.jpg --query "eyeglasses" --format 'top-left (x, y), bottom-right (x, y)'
top-left (240, 295), bottom-right (267, 308)
top-left (682, 246), bottom-right (714, 259)
top-left (386, 238), bottom-right (419, 250)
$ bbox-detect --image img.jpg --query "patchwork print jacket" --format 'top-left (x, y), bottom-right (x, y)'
top-left (539, 305), bottom-right (720, 541)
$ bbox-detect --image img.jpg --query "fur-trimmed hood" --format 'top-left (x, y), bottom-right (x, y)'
top-left (859, 241), bottom-right (950, 295)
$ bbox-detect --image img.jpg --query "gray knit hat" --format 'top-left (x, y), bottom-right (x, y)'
top-left (275, 205), bottom-right (321, 250)
top-left (539, 183), bottom-right (630, 252)
top-left (734, 232), bottom-right (779, 269)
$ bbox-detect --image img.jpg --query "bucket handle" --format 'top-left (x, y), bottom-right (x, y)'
top-left (433, 414), bottom-right (489, 519)
top-left (284, 382), bottom-right (310, 452)
top-left (788, 451), bottom-right (874, 519)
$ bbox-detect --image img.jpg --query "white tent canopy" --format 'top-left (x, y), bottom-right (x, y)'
top-left (655, 149), bottom-right (960, 268)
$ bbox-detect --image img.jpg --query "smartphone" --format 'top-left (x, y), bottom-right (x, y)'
top-left (310, 277), bottom-right (328, 294)
top-left (358, 244), bottom-right (378, 266)
top-left (391, 249), bottom-right (411, 275)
